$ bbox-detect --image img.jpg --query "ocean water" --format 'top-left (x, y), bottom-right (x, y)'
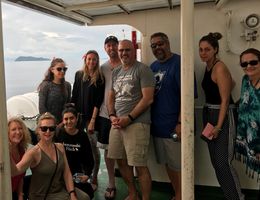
top-left (4, 58), bottom-right (106, 99)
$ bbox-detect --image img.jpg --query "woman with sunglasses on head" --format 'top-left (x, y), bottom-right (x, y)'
top-left (10, 112), bottom-right (89, 200)
top-left (8, 117), bottom-right (31, 200)
top-left (55, 104), bottom-right (94, 199)
top-left (38, 58), bottom-right (71, 124)
top-left (71, 50), bottom-right (104, 191)
top-left (199, 32), bottom-right (244, 200)
top-left (236, 48), bottom-right (260, 191)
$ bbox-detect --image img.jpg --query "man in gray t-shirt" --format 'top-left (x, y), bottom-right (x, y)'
top-left (97, 36), bottom-right (121, 199)
top-left (107, 39), bottom-right (155, 200)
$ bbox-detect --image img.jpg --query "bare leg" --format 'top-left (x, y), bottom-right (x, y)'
top-left (88, 134), bottom-right (100, 189)
top-left (135, 166), bottom-right (151, 200)
top-left (166, 165), bottom-right (181, 200)
top-left (104, 149), bottom-right (116, 188)
top-left (117, 159), bottom-right (137, 200)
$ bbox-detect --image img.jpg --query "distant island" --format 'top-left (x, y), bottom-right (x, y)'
top-left (15, 56), bottom-right (50, 62)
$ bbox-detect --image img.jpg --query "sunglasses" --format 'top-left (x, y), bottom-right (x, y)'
top-left (56, 67), bottom-right (68, 72)
top-left (151, 42), bottom-right (165, 49)
top-left (240, 60), bottom-right (259, 68)
top-left (39, 126), bottom-right (56, 132)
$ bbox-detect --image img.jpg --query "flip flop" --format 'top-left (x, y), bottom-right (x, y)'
top-left (124, 193), bottom-right (140, 200)
top-left (104, 187), bottom-right (116, 199)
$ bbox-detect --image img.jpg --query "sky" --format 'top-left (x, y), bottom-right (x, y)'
top-left (1, 2), bottom-right (133, 61)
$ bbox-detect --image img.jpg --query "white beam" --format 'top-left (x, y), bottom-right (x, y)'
top-left (180, 0), bottom-right (195, 199)
top-left (215, 0), bottom-right (229, 9)
top-left (65, 0), bottom-right (157, 11)
top-left (0, 1), bottom-right (12, 200)
top-left (22, 0), bottom-right (93, 24)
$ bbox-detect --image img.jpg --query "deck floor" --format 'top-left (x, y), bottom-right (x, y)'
top-left (93, 150), bottom-right (258, 200)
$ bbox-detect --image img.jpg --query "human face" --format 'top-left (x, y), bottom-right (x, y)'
top-left (63, 112), bottom-right (77, 130)
top-left (105, 41), bottom-right (119, 59)
top-left (118, 40), bottom-right (135, 67)
top-left (199, 41), bottom-right (217, 63)
top-left (240, 53), bottom-right (260, 78)
top-left (51, 62), bottom-right (67, 79)
top-left (38, 119), bottom-right (56, 142)
top-left (8, 121), bottom-right (24, 145)
top-left (85, 53), bottom-right (98, 71)
top-left (150, 36), bottom-right (170, 62)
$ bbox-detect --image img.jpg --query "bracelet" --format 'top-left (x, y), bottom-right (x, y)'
top-left (69, 189), bottom-right (76, 195)
top-left (109, 113), bottom-right (116, 118)
top-left (128, 114), bottom-right (134, 121)
top-left (214, 126), bottom-right (222, 132)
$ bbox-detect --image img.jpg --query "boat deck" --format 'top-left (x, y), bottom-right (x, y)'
top-left (94, 150), bottom-right (258, 200)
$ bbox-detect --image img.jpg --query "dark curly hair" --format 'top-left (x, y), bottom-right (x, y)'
top-left (199, 32), bottom-right (222, 55)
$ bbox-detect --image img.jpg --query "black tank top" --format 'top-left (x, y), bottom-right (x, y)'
top-left (201, 61), bottom-right (233, 104)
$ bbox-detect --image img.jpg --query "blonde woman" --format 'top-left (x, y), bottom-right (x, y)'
top-left (8, 117), bottom-right (31, 200)
top-left (10, 112), bottom-right (89, 200)
top-left (71, 50), bottom-right (105, 190)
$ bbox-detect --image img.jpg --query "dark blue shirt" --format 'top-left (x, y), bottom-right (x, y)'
top-left (151, 54), bottom-right (181, 138)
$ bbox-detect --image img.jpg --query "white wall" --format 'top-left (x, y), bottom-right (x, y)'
top-left (92, 0), bottom-right (260, 189)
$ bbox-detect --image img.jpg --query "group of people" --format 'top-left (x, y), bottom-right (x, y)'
top-left (8, 31), bottom-right (259, 200)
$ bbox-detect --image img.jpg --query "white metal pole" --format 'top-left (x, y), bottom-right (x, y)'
top-left (0, 1), bottom-right (12, 200)
top-left (180, 0), bottom-right (195, 200)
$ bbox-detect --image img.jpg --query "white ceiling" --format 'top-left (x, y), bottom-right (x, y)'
top-left (4, 0), bottom-right (215, 25)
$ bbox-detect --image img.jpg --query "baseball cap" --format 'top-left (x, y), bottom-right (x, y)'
top-left (104, 36), bottom-right (119, 44)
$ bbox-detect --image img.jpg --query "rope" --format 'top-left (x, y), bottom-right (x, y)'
top-left (20, 114), bottom-right (40, 121)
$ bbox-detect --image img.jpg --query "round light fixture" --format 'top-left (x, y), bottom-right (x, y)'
top-left (244, 14), bottom-right (260, 29)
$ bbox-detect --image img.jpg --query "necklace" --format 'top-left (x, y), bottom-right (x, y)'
top-left (206, 59), bottom-right (219, 71)
top-left (252, 78), bottom-right (260, 88)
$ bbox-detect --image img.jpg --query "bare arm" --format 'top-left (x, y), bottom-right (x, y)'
top-left (87, 106), bottom-right (99, 133)
top-left (11, 147), bottom-right (36, 176)
top-left (117, 86), bottom-right (154, 128)
top-left (212, 62), bottom-right (232, 137)
top-left (128, 87), bottom-right (154, 119)
top-left (107, 89), bottom-right (116, 116)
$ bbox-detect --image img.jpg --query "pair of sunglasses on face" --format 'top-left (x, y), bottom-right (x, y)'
top-left (150, 41), bottom-right (165, 49)
top-left (56, 67), bottom-right (68, 72)
top-left (240, 60), bottom-right (259, 68)
top-left (39, 126), bottom-right (56, 132)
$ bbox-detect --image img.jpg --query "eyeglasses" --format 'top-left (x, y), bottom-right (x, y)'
top-left (240, 60), bottom-right (259, 68)
top-left (56, 67), bottom-right (68, 72)
top-left (118, 48), bottom-right (131, 53)
top-left (39, 126), bottom-right (56, 132)
top-left (151, 42), bottom-right (165, 49)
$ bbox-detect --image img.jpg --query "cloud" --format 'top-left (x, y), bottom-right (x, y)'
top-left (1, 2), bottom-right (133, 61)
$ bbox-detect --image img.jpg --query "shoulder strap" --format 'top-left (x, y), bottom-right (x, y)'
top-left (43, 144), bottom-right (59, 200)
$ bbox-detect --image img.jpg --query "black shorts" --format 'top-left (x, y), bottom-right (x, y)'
top-left (96, 116), bottom-right (111, 146)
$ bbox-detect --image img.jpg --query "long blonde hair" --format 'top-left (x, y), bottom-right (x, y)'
top-left (82, 50), bottom-right (104, 86)
top-left (8, 117), bottom-right (31, 151)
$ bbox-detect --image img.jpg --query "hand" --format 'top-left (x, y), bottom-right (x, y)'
top-left (116, 116), bottom-right (131, 128)
top-left (110, 116), bottom-right (121, 129)
top-left (18, 193), bottom-right (24, 200)
top-left (87, 122), bottom-right (95, 134)
top-left (256, 153), bottom-right (260, 160)
top-left (175, 124), bottom-right (181, 139)
top-left (70, 192), bottom-right (77, 200)
top-left (78, 174), bottom-right (89, 183)
top-left (211, 127), bottom-right (221, 139)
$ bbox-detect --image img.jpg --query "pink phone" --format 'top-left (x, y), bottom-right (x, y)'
top-left (202, 122), bottom-right (214, 140)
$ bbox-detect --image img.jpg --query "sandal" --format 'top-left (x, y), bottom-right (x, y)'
top-left (104, 187), bottom-right (116, 199)
top-left (124, 192), bottom-right (140, 200)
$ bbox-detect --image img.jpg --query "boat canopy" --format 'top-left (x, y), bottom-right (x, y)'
top-left (4, 0), bottom-right (215, 25)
